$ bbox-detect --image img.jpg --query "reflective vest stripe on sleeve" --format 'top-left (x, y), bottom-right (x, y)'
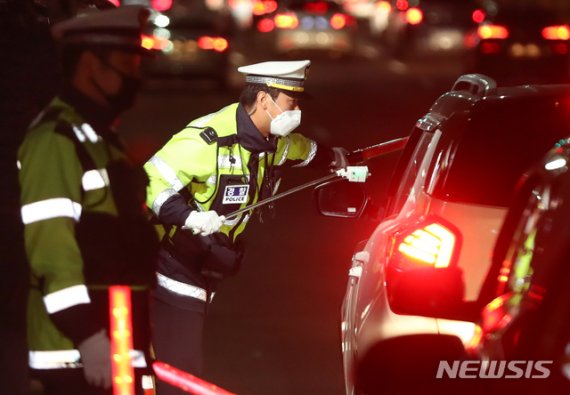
top-left (29, 349), bottom-right (147, 369)
top-left (152, 188), bottom-right (179, 217)
top-left (277, 138), bottom-right (290, 166)
top-left (148, 155), bottom-right (185, 191)
top-left (43, 284), bottom-right (91, 314)
top-left (292, 140), bottom-right (318, 167)
top-left (21, 198), bottom-right (82, 224)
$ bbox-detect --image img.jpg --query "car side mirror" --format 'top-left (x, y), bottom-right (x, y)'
top-left (313, 178), bottom-right (368, 219)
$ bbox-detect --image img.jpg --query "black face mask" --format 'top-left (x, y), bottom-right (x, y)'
top-left (92, 59), bottom-right (142, 114)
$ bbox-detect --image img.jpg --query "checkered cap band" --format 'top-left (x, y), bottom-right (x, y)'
top-left (245, 75), bottom-right (305, 91)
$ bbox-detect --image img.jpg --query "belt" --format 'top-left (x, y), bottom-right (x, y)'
top-left (156, 273), bottom-right (207, 302)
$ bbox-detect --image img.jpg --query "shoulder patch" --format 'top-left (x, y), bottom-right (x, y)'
top-left (199, 127), bottom-right (218, 145)
top-left (192, 126), bottom-right (238, 147)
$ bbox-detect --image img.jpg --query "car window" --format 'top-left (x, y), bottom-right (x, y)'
top-left (386, 130), bottom-right (436, 216)
top-left (430, 96), bottom-right (570, 207)
top-left (497, 185), bottom-right (548, 297)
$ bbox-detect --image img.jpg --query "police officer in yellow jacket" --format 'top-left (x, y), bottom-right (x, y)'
top-left (144, 60), bottom-right (348, 393)
top-left (18, 6), bottom-right (158, 394)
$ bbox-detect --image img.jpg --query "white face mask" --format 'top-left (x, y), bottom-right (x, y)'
top-left (266, 96), bottom-right (301, 137)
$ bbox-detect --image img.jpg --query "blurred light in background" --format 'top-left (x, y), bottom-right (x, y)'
top-left (472, 9), bottom-right (486, 24)
top-left (154, 14), bottom-right (170, 28)
top-left (150, 0), bottom-right (173, 12)
top-left (405, 7), bottom-right (423, 25)
top-left (542, 25), bottom-right (570, 40)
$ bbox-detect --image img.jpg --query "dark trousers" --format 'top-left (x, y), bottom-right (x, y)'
top-left (150, 295), bottom-right (206, 395)
top-left (32, 368), bottom-right (150, 395)
top-left (33, 369), bottom-right (110, 395)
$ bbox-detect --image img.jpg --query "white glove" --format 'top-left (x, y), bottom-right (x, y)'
top-left (78, 329), bottom-right (112, 389)
top-left (184, 210), bottom-right (225, 236)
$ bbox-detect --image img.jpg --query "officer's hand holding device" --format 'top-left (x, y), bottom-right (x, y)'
top-left (77, 329), bottom-right (112, 389)
top-left (183, 210), bottom-right (225, 236)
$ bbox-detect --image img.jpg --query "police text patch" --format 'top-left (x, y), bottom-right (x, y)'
top-left (222, 185), bottom-right (249, 204)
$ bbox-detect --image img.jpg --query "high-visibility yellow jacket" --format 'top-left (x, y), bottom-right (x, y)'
top-left (19, 94), bottom-right (157, 370)
top-left (144, 103), bottom-right (326, 288)
top-left (145, 103), bottom-right (322, 240)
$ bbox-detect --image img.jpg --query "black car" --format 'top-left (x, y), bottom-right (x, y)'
top-left (382, 0), bottom-right (480, 59)
top-left (469, 5), bottom-right (570, 83)
top-left (467, 138), bottom-right (570, 394)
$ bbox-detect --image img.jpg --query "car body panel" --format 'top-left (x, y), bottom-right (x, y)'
top-left (427, 198), bottom-right (506, 300)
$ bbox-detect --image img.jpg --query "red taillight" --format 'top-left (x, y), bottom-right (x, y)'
top-left (257, 18), bottom-right (275, 33)
top-left (253, 0), bottom-right (278, 16)
top-left (274, 12), bottom-right (299, 29)
top-left (109, 286), bottom-right (134, 395)
top-left (197, 36), bottom-right (229, 52)
top-left (478, 24), bottom-right (509, 40)
top-left (396, 222), bottom-right (457, 268)
top-left (542, 25), bottom-right (570, 40)
top-left (396, 0), bottom-right (409, 11)
top-left (151, 0), bottom-right (173, 12)
top-left (405, 7), bottom-right (423, 25)
top-left (330, 13), bottom-right (347, 30)
top-left (109, 0), bottom-right (120, 6)
top-left (472, 9), bottom-right (486, 24)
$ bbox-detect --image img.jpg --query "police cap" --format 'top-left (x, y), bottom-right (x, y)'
top-left (51, 5), bottom-right (150, 54)
top-left (238, 60), bottom-right (311, 95)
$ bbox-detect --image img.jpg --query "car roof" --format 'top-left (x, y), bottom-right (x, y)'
top-left (423, 75), bottom-right (570, 131)
top-left (418, 75), bottom-right (570, 206)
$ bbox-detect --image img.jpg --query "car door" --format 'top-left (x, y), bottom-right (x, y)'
top-left (478, 179), bottom-right (550, 361)
top-left (340, 126), bottom-right (430, 393)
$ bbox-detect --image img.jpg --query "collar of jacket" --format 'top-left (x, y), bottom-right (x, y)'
top-left (236, 103), bottom-right (277, 154)
top-left (60, 84), bottom-right (117, 134)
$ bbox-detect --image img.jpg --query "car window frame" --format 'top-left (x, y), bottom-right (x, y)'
top-left (383, 127), bottom-right (428, 217)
